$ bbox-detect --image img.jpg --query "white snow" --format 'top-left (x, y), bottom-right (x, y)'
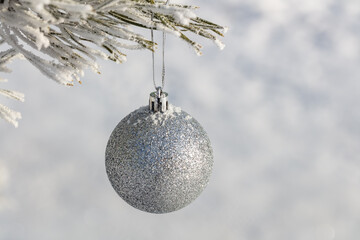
top-left (185, 115), bottom-right (192, 120)
top-left (125, 104), bottom-right (185, 126)
top-left (0, 103), bottom-right (21, 128)
top-left (214, 39), bottom-right (225, 50)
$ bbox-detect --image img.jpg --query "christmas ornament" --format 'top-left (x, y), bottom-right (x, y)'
top-left (105, 1), bottom-right (213, 213)
top-left (105, 90), bottom-right (213, 213)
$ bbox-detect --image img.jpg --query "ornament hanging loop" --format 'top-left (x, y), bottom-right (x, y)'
top-left (150, 0), bottom-right (170, 91)
top-left (149, 87), bottom-right (168, 113)
top-left (149, 0), bottom-right (170, 113)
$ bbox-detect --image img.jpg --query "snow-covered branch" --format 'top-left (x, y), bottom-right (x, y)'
top-left (0, 0), bottom-right (226, 127)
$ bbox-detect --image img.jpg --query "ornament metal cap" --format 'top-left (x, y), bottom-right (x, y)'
top-left (149, 87), bottom-right (168, 113)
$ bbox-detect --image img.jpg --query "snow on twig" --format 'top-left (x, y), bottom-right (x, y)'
top-left (0, 0), bottom-right (226, 126)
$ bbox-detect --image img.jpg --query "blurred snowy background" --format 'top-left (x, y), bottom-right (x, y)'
top-left (1, 0), bottom-right (360, 239)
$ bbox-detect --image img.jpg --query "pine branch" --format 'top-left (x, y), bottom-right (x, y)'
top-left (0, 0), bottom-right (226, 127)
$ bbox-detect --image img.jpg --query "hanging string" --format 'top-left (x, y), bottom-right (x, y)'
top-left (161, 28), bottom-right (166, 90)
top-left (150, 0), bottom-right (170, 91)
top-left (150, 12), bottom-right (156, 90)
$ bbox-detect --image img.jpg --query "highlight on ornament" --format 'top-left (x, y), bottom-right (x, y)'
top-left (105, 90), bottom-right (213, 213)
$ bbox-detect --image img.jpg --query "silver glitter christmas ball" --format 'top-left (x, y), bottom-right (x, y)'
top-left (105, 103), bottom-right (213, 214)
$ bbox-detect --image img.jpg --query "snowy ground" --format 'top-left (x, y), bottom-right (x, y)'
top-left (1, 0), bottom-right (360, 239)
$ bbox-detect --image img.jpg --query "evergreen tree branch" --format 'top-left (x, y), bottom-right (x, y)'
top-left (0, 0), bottom-right (226, 127)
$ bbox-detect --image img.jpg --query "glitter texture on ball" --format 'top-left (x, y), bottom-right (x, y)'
top-left (105, 104), bottom-right (213, 214)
